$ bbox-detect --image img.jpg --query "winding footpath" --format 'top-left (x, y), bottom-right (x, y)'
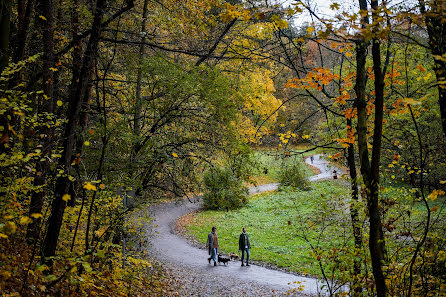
top-left (146, 154), bottom-right (342, 296)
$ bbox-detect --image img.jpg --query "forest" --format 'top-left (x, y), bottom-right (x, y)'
top-left (0, 0), bottom-right (445, 296)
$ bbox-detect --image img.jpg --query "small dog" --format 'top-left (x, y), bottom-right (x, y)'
top-left (218, 254), bottom-right (230, 265)
top-left (229, 253), bottom-right (239, 261)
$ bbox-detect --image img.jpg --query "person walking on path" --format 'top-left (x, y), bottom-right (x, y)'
top-left (239, 227), bottom-right (251, 266)
top-left (310, 155), bottom-right (314, 164)
top-left (206, 226), bottom-right (218, 266)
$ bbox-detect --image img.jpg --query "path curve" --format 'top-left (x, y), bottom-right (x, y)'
top-left (146, 154), bottom-right (342, 296)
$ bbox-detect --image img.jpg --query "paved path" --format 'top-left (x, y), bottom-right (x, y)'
top-left (305, 154), bottom-right (340, 181)
top-left (146, 154), bottom-right (343, 296)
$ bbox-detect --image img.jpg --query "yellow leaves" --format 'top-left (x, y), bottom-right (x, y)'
top-left (84, 141), bottom-right (90, 146)
top-left (403, 97), bottom-right (421, 106)
top-left (0, 233), bottom-right (8, 239)
top-left (3, 221), bottom-right (17, 234)
top-left (391, 175), bottom-right (395, 179)
top-left (345, 52), bottom-right (352, 58)
top-left (39, 15), bottom-right (47, 21)
top-left (20, 216), bottom-right (32, 224)
top-left (440, 180), bottom-right (446, 184)
top-left (172, 152), bottom-right (178, 158)
top-left (428, 189), bottom-right (445, 201)
top-left (83, 182), bottom-right (97, 191)
top-left (270, 15), bottom-right (288, 29)
top-left (62, 194), bottom-right (71, 202)
top-left (30, 213), bottom-right (43, 219)
top-left (99, 184), bottom-right (105, 190)
top-left (0, 270), bottom-right (12, 279)
top-left (330, 3), bottom-right (340, 10)
top-left (432, 54), bottom-right (446, 62)
top-left (56, 100), bottom-right (63, 107)
top-left (127, 256), bottom-right (153, 268)
top-left (278, 131), bottom-right (298, 144)
top-left (302, 134), bottom-right (311, 139)
top-left (219, 3), bottom-right (251, 23)
top-left (306, 26), bottom-right (315, 34)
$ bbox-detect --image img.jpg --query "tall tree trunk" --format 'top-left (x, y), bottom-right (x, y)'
top-left (418, 0), bottom-right (446, 137)
top-left (133, 0), bottom-right (149, 138)
top-left (0, 0), bottom-right (11, 72)
top-left (42, 0), bottom-right (108, 260)
top-left (26, 0), bottom-right (55, 244)
top-left (346, 119), bottom-right (362, 295)
top-left (66, 0), bottom-right (82, 207)
top-left (14, 0), bottom-right (34, 64)
top-left (355, 0), bottom-right (387, 295)
top-left (369, 1), bottom-right (387, 295)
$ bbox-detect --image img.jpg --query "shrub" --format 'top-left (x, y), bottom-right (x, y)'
top-left (202, 166), bottom-right (248, 210)
top-left (279, 161), bottom-right (309, 190)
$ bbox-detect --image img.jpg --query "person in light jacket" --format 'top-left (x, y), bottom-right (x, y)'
top-left (206, 226), bottom-right (218, 266)
top-left (239, 227), bottom-right (251, 266)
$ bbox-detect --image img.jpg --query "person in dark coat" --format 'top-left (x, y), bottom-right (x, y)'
top-left (238, 227), bottom-right (251, 266)
top-left (206, 226), bottom-right (218, 266)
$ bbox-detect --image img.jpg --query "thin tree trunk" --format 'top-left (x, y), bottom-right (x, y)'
top-left (0, 0), bottom-right (11, 72)
top-left (42, 0), bottom-right (108, 260)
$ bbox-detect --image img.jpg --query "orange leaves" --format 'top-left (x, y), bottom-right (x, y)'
top-left (286, 68), bottom-right (340, 91)
top-left (335, 91), bottom-right (350, 105)
top-left (328, 152), bottom-right (342, 160)
top-left (336, 126), bottom-right (355, 148)
top-left (416, 65), bottom-right (426, 72)
top-left (428, 189), bottom-right (445, 201)
top-left (344, 108), bottom-right (357, 119)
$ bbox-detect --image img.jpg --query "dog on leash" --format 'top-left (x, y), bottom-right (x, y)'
top-left (218, 254), bottom-right (230, 265)
top-left (229, 253), bottom-right (239, 261)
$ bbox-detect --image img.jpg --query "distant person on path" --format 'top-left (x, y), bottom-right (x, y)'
top-left (310, 155), bottom-right (314, 164)
top-left (206, 226), bottom-right (218, 266)
top-left (239, 227), bottom-right (251, 266)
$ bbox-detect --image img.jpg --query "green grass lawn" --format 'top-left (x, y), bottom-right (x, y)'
top-left (181, 180), bottom-right (352, 276)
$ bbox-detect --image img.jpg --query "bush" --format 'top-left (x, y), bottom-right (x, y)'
top-left (279, 161), bottom-right (309, 190)
top-left (202, 166), bottom-right (248, 210)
